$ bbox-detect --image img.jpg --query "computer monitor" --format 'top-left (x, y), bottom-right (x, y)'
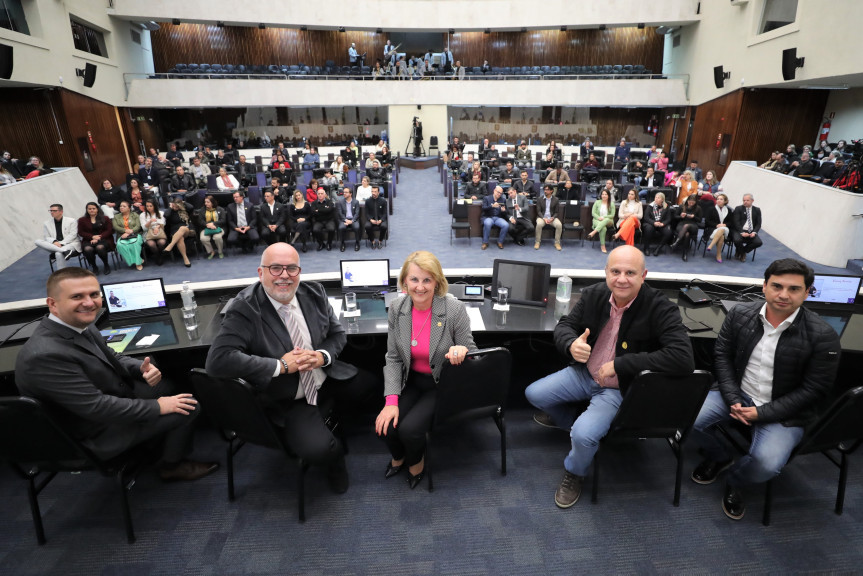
top-left (101, 277), bottom-right (169, 321)
top-left (806, 274), bottom-right (862, 307)
top-left (340, 259), bottom-right (391, 294)
top-left (491, 259), bottom-right (552, 307)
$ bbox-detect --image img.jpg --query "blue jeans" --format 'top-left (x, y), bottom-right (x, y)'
top-left (692, 390), bottom-right (804, 488)
top-left (525, 365), bottom-right (622, 476)
top-left (482, 217), bottom-right (509, 244)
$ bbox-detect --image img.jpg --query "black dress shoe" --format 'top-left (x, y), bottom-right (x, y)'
top-left (385, 461), bottom-right (404, 479)
top-left (652, 246), bottom-right (661, 257)
top-left (103, 267), bottom-right (110, 275)
top-left (682, 251), bottom-right (688, 262)
top-left (407, 469), bottom-right (425, 490)
top-left (302, 243), bottom-right (307, 253)
top-left (159, 460), bottom-right (219, 482)
top-left (691, 459), bottom-right (733, 485)
top-left (670, 239), bottom-right (681, 251)
top-left (327, 242), bottom-right (333, 251)
top-left (317, 243), bottom-right (324, 252)
top-left (340, 243), bottom-right (346, 252)
top-left (722, 484), bottom-right (745, 520)
top-left (354, 243), bottom-right (360, 251)
top-left (328, 459), bottom-right (350, 494)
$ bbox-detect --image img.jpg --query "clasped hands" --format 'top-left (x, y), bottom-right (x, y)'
top-left (729, 403), bottom-right (758, 425)
top-left (568, 329), bottom-right (617, 388)
top-left (280, 347), bottom-right (324, 374)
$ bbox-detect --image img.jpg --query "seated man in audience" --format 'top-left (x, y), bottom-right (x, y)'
top-left (235, 154), bottom-right (255, 188)
top-left (823, 158), bottom-right (847, 186)
top-left (690, 258), bottom-right (840, 521)
top-left (525, 245), bottom-right (693, 509)
top-left (499, 160), bottom-right (518, 184)
top-left (337, 186), bottom-right (361, 252)
top-left (512, 169), bottom-right (537, 199)
top-left (613, 138), bottom-right (630, 169)
top-left (448, 137), bottom-right (465, 160)
top-left (688, 160), bottom-right (703, 183)
top-left (35, 203), bottom-right (81, 268)
top-left (133, 154), bottom-right (147, 174)
top-left (515, 141), bottom-right (532, 168)
top-left (478, 138), bottom-right (491, 160)
top-left (273, 163), bottom-right (294, 188)
top-left (166, 143), bottom-right (183, 166)
top-left (365, 152), bottom-right (378, 171)
top-left (311, 188), bottom-right (336, 251)
top-left (637, 167), bottom-right (659, 199)
top-left (319, 169), bottom-right (340, 194)
top-left (342, 144), bottom-right (358, 168)
top-left (641, 191), bottom-right (672, 257)
top-left (485, 144), bottom-right (500, 170)
top-left (465, 172), bottom-right (486, 201)
top-left (507, 187), bottom-right (534, 246)
top-left (811, 157), bottom-right (841, 183)
top-left (364, 185), bottom-right (388, 249)
top-left (206, 243), bottom-right (366, 496)
top-left (539, 152), bottom-right (556, 182)
top-left (17, 268), bottom-right (218, 481)
top-left (626, 159), bottom-right (646, 175)
top-left (459, 152), bottom-right (477, 182)
top-left (138, 157), bottom-right (160, 192)
top-left (260, 189), bottom-right (287, 246)
top-left (189, 156), bottom-right (211, 189)
top-left (481, 185), bottom-right (509, 250)
top-left (547, 141), bottom-right (563, 163)
top-left (545, 164), bottom-right (571, 189)
top-left (215, 149), bottom-right (231, 167)
top-left (366, 160), bottom-right (386, 185)
top-left (148, 147), bottom-right (159, 162)
top-left (224, 143), bottom-right (237, 164)
top-left (226, 190), bottom-right (260, 253)
top-left (731, 193), bottom-right (762, 261)
top-left (269, 176), bottom-right (290, 204)
top-left (790, 151), bottom-right (818, 178)
top-left (171, 165), bottom-right (197, 199)
top-left (202, 146), bottom-right (216, 162)
top-left (580, 137), bottom-right (594, 160)
top-left (303, 147), bottom-right (321, 170)
top-left (534, 184), bottom-right (562, 251)
top-left (601, 179), bottom-right (619, 203)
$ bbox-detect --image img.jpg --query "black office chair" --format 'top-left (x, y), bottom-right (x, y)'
top-left (591, 370), bottom-right (712, 506)
top-left (720, 385), bottom-right (863, 526)
top-left (425, 347), bottom-right (511, 491)
top-left (562, 202), bottom-right (585, 246)
top-left (429, 136), bottom-right (439, 154)
top-left (188, 368), bottom-right (344, 522)
top-left (451, 202), bottom-right (471, 245)
top-left (0, 397), bottom-right (143, 544)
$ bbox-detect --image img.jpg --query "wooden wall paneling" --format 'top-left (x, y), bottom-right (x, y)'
top-left (0, 88), bottom-right (76, 170)
top-left (686, 91), bottom-right (743, 179)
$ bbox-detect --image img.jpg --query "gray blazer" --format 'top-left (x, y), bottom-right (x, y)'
top-left (383, 294), bottom-right (477, 396)
top-left (14, 318), bottom-right (159, 444)
top-left (206, 281), bottom-right (357, 401)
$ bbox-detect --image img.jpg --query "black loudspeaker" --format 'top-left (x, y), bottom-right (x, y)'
top-left (713, 66), bottom-right (725, 89)
top-left (76, 63), bottom-right (97, 88)
top-left (782, 48), bottom-right (804, 81)
top-left (0, 44), bottom-right (12, 80)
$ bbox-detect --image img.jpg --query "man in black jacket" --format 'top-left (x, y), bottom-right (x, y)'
top-left (364, 185), bottom-right (388, 249)
top-left (731, 193), bottom-right (762, 261)
top-left (311, 188), bottom-right (336, 251)
top-left (690, 259), bottom-right (840, 521)
top-left (170, 165), bottom-right (197, 199)
top-left (525, 246), bottom-right (694, 509)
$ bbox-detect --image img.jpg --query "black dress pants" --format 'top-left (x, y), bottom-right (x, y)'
top-left (382, 371), bottom-right (436, 467)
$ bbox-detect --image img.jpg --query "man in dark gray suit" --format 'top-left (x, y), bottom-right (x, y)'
top-left (14, 268), bottom-right (218, 481)
top-left (206, 243), bottom-right (372, 493)
top-left (337, 187), bottom-right (361, 252)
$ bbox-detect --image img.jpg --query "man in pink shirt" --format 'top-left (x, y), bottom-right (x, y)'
top-left (525, 245), bottom-right (694, 508)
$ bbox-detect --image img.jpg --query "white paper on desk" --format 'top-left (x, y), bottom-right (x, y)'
top-left (466, 307), bottom-right (486, 331)
top-left (329, 297), bottom-right (344, 318)
top-left (137, 334), bottom-right (160, 346)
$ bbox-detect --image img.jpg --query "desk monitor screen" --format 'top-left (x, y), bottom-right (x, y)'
top-left (807, 274), bottom-right (862, 306)
top-left (340, 259), bottom-right (391, 294)
top-left (491, 259), bottom-right (551, 307)
top-left (101, 277), bottom-right (169, 320)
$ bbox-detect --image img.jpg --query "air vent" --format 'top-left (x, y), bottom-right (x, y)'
top-left (130, 28), bottom-right (141, 44)
top-left (672, 34), bottom-right (681, 47)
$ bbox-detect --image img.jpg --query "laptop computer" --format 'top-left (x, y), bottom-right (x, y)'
top-left (803, 273), bottom-right (862, 337)
top-left (101, 277), bottom-right (170, 323)
top-left (340, 259), bottom-right (391, 294)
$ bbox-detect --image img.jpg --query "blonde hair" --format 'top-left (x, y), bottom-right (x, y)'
top-left (399, 251), bottom-right (448, 297)
top-left (654, 191), bottom-right (667, 209)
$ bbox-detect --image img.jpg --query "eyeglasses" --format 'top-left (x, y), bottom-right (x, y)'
top-left (49, 209), bottom-right (61, 212)
top-left (262, 264), bottom-right (301, 277)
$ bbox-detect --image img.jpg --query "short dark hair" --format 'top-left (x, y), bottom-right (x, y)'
top-left (544, 184), bottom-right (553, 191)
top-left (763, 258), bottom-right (815, 289)
top-left (50, 203), bottom-right (63, 211)
top-left (46, 267), bottom-right (97, 298)
top-left (371, 185), bottom-right (380, 192)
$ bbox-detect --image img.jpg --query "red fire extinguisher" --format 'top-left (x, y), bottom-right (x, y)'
top-left (820, 120), bottom-right (830, 142)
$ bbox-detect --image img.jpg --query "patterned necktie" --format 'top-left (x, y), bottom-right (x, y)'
top-left (745, 207), bottom-right (752, 232)
top-left (278, 304), bottom-right (317, 405)
top-left (237, 205), bottom-right (247, 227)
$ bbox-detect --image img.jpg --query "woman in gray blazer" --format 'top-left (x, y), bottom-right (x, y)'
top-left (374, 251), bottom-right (477, 489)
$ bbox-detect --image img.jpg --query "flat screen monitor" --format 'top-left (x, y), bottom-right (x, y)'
top-left (101, 277), bottom-right (169, 321)
top-left (806, 274), bottom-right (862, 307)
top-left (491, 259), bottom-right (551, 307)
top-left (340, 259), bottom-right (391, 294)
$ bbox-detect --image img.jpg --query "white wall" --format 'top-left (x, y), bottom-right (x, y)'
top-left (108, 1), bottom-right (697, 30)
top-left (665, 0), bottom-right (863, 105)
top-left (0, 169), bottom-right (96, 272)
top-left (720, 162), bottom-right (863, 268)
top-left (388, 105), bottom-right (447, 157)
top-left (824, 89), bottom-right (863, 143)
top-left (125, 78), bottom-right (689, 108)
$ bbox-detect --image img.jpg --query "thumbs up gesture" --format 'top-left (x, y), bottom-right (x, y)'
top-left (140, 356), bottom-right (162, 386)
top-left (569, 328), bottom-right (592, 363)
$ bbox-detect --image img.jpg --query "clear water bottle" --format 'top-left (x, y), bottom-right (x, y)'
top-left (181, 281), bottom-right (197, 309)
top-left (556, 275), bottom-right (572, 302)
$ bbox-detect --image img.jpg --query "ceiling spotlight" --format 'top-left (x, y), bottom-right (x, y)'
top-left (258, 23), bottom-right (266, 30)
top-left (376, 28), bottom-right (382, 34)
top-left (560, 26), bottom-right (567, 32)
top-left (300, 25), bottom-right (307, 31)
top-left (216, 21), bottom-right (225, 28)
top-left (171, 18), bottom-right (180, 26)
top-left (638, 23), bottom-right (645, 29)
top-left (338, 26), bottom-right (345, 33)
top-left (484, 28), bottom-right (491, 34)
top-left (448, 28), bottom-right (455, 35)
top-left (599, 24), bottom-right (607, 30)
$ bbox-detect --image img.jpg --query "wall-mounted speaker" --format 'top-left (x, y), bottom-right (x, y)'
top-left (0, 44), bottom-right (12, 80)
top-left (713, 65), bottom-right (730, 89)
top-left (782, 48), bottom-right (804, 81)
top-left (76, 63), bottom-right (97, 88)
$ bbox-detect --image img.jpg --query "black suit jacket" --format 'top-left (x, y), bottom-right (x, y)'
top-left (642, 203), bottom-right (672, 226)
top-left (206, 282), bottom-right (357, 401)
top-left (536, 195), bottom-right (560, 219)
top-left (261, 201), bottom-right (287, 227)
top-left (732, 205), bottom-right (761, 233)
top-left (365, 196), bottom-right (388, 223)
top-left (171, 173), bottom-right (196, 193)
top-left (227, 202), bottom-right (258, 230)
top-left (512, 179), bottom-right (537, 197)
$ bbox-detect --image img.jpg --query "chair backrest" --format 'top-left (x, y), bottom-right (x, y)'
top-left (435, 347), bottom-right (511, 426)
top-left (0, 397), bottom-right (94, 464)
top-left (796, 386), bottom-right (863, 456)
top-left (609, 370), bottom-right (712, 439)
top-left (188, 368), bottom-right (285, 450)
top-left (452, 202), bottom-right (469, 219)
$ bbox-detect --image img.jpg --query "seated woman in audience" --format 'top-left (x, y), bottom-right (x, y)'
top-left (613, 188), bottom-right (643, 247)
top-left (140, 199), bottom-right (167, 265)
top-left (815, 140), bottom-right (831, 160)
top-left (704, 193), bottom-right (732, 263)
top-left (163, 198), bottom-right (195, 267)
top-left (0, 165), bottom-right (16, 185)
top-left (379, 145), bottom-right (393, 171)
top-left (289, 189), bottom-right (312, 252)
top-left (305, 178), bottom-right (322, 202)
top-left (649, 151), bottom-right (669, 171)
top-left (700, 170), bottom-right (721, 197)
top-left (77, 201), bottom-right (115, 275)
top-left (96, 178), bottom-right (125, 218)
top-left (355, 175), bottom-right (373, 202)
top-left (675, 170), bottom-right (699, 204)
top-left (670, 194), bottom-right (702, 262)
top-left (375, 250), bottom-right (476, 490)
top-left (194, 194), bottom-right (226, 260)
top-left (128, 178), bottom-right (147, 213)
top-left (331, 155), bottom-right (347, 180)
top-left (216, 166), bottom-right (239, 191)
top-left (664, 169), bottom-right (679, 188)
top-left (587, 189), bottom-right (616, 253)
top-left (112, 200), bottom-right (144, 271)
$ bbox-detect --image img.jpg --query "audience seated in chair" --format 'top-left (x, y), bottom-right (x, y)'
top-left (261, 189), bottom-right (287, 246)
top-left (534, 185), bottom-right (562, 251)
top-left (364, 185), bottom-right (388, 250)
top-left (77, 202), bottom-right (116, 275)
top-left (140, 199), bottom-right (167, 266)
top-left (194, 195), bottom-right (226, 259)
top-left (642, 191), bottom-right (672, 257)
top-left (730, 193), bottom-right (762, 261)
top-left (337, 187), bottom-right (361, 252)
top-left (226, 191), bottom-right (259, 254)
top-left (36, 203), bottom-right (81, 269)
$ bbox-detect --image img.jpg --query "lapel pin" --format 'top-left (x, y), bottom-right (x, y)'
top-left (622, 342), bottom-right (628, 350)
top-left (437, 322), bottom-right (442, 327)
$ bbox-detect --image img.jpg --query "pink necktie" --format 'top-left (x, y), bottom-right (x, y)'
top-left (279, 305), bottom-right (317, 405)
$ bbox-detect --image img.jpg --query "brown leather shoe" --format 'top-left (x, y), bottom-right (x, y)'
top-left (160, 460), bottom-right (219, 482)
top-left (481, 243), bottom-right (488, 250)
top-left (497, 242), bottom-right (504, 249)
